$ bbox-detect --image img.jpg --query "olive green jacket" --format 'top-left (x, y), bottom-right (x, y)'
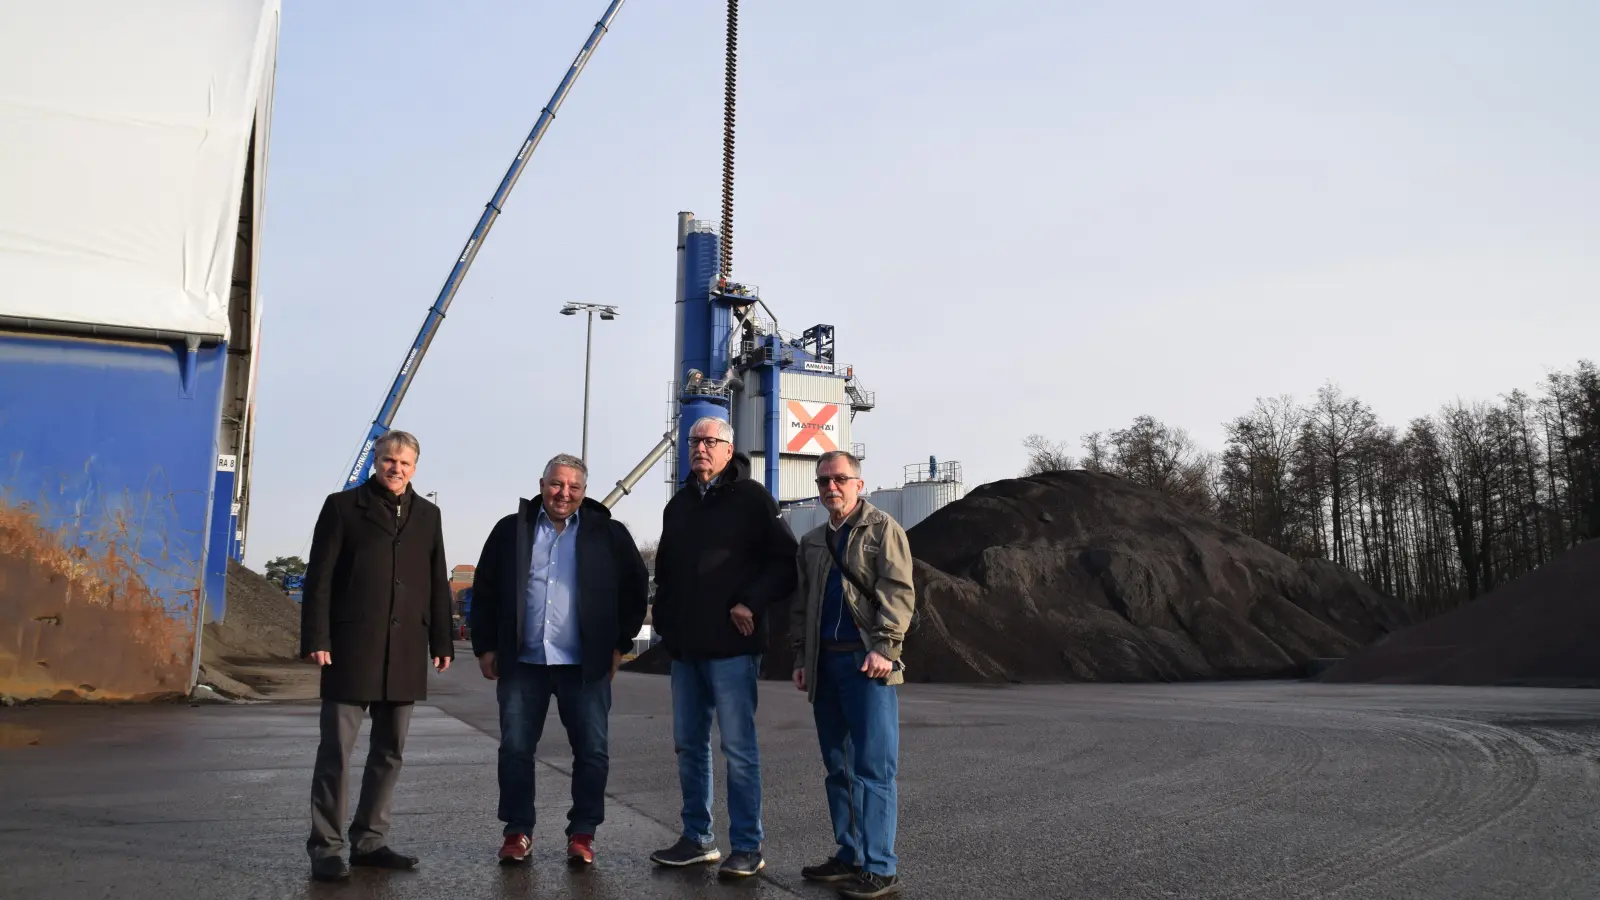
top-left (788, 498), bottom-right (916, 703)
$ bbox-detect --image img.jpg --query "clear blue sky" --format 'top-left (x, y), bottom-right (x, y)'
top-left (247, 0), bottom-right (1599, 569)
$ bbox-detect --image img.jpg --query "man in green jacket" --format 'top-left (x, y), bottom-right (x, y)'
top-left (789, 449), bottom-right (916, 899)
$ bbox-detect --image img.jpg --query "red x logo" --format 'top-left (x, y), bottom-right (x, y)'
top-left (786, 401), bottom-right (838, 453)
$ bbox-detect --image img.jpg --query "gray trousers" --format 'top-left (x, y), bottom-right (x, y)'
top-left (307, 699), bottom-right (414, 860)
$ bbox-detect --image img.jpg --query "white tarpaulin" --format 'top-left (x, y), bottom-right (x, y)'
top-left (0, 0), bottom-right (279, 341)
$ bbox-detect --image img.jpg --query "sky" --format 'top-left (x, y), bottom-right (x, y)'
top-left (246, 0), bottom-right (1600, 571)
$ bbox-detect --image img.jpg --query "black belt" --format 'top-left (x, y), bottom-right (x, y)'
top-left (822, 641), bottom-right (861, 653)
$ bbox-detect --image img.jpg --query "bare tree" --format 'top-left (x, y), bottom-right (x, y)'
top-left (1107, 416), bottom-right (1215, 512)
top-left (1020, 359), bottom-right (1598, 623)
top-left (1217, 395), bottom-right (1303, 553)
top-left (1080, 432), bottom-right (1111, 472)
top-left (1021, 433), bottom-right (1076, 475)
top-left (1295, 383), bottom-right (1378, 568)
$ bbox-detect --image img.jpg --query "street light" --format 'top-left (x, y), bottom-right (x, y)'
top-left (560, 302), bottom-right (620, 463)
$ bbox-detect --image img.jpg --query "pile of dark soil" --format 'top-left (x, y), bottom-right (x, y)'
top-left (1320, 539), bottom-right (1600, 687)
top-left (626, 471), bottom-right (1409, 684)
top-left (203, 561), bottom-right (303, 664)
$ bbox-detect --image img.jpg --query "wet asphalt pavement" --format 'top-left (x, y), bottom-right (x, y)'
top-left (2, 647), bottom-right (1600, 899)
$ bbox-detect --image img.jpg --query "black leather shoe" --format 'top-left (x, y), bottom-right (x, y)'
top-left (310, 856), bottom-right (349, 882)
top-left (350, 846), bottom-right (418, 870)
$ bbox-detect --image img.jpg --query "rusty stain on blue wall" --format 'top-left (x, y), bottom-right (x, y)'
top-left (0, 332), bottom-right (226, 700)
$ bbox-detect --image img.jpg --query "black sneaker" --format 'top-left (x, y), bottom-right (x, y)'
top-left (649, 836), bottom-right (721, 867)
top-left (838, 872), bottom-right (901, 899)
top-left (802, 857), bottom-right (862, 882)
top-left (718, 850), bottom-right (765, 878)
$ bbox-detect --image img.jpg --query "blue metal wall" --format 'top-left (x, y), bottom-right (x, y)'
top-left (204, 457), bottom-right (237, 622)
top-left (761, 346), bottom-right (781, 496)
top-left (0, 331), bottom-right (227, 700)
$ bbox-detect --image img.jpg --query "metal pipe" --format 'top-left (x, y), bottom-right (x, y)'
top-left (341, 0), bottom-right (628, 490)
top-left (673, 211), bottom-right (691, 405)
top-left (763, 345), bottom-right (781, 501)
top-left (582, 308), bottom-right (594, 462)
top-left (601, 429), bottom-right (676, 508)
top-left (0, 314), bottom-right (221, 346)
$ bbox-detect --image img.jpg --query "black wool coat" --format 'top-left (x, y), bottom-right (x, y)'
top-left (469, 496), bottom-right (649, 685)
top-left (299, 480), bottom-right (454, 703)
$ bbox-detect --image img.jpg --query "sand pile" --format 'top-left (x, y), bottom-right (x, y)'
top-left (627, 470), bottom-right (1409, 683)
top-left (1320, 539), bottom-right (1600, 687)
top-left (204, 561), bottom-right (302, 661)
top-left (198, 561), bottom-right (317, 699)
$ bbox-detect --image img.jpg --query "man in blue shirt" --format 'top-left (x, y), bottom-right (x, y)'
top-left (469, 454), bottom-right (650, 868)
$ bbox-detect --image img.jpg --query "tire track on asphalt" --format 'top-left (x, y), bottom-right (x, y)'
top-left (959, 718), bottom-right (1327, 861)
top-left (1222, 712), bottom-right (1543, 900)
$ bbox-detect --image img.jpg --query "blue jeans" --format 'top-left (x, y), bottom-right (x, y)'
top-left (671, 655), bottom-right (763, 852)
top-left (814, 648), bottom-right (900, 876)
top-left (497, 662), bottom-right (611, 837)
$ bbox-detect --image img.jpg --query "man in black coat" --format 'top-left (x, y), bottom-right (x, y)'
top-left (299, 430), bottom-right (454, 882)
top-left (469, 453), bottom-right (649, 867)
top-left (647, 416), bottom-right (799, 878)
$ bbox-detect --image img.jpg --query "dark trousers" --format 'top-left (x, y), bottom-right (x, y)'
top-left (307, 699), bottom-right (414, 860)
top-left (497, 662), bottom-right (612, 837)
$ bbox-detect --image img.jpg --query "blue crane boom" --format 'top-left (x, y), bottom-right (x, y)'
top-left (342, 0), bottom-right (627, 490)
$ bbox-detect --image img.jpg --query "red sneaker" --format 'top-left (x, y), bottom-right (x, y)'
top-left (498, 834), bottom-right (531, 865)
top-left (567, 833), bottom-right (595, 866)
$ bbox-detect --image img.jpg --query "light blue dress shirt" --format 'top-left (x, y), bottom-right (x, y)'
top-left (519, 506), bottom-right (582, 665)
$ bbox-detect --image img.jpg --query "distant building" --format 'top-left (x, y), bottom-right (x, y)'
top-left (450, 565), bottom-right (475, 626)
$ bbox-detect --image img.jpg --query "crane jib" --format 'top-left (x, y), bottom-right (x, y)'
top-left (337, 0), bottom-right (628, 491)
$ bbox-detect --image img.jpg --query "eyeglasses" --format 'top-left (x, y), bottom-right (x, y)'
top-left (687, 437), bottom-right (728, 449)
top-left (815, 475), bottom-right (858, 487)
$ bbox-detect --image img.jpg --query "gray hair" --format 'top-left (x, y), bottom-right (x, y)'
top-left (543, 453), bottom-right (588, 483)
top-left (816, 450), bottom-right (862, 477)
top-left (690, 416), bottom-right (734, 444)
top-left (373, 430), bottom-right (420, 461)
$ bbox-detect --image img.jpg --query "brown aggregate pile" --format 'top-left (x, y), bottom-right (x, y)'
top-left (198, 562), bottom-right (318, 699)
top-left (1320, 538), bottom-right (1600, 687)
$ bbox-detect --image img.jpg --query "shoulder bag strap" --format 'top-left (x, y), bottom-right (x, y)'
top-left (824, 527), bottom-right (874, 601)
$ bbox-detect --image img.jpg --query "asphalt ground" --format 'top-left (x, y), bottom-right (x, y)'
top-left (2, 646), bottom-right (1599, 899)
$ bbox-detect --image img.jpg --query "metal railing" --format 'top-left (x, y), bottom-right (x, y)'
top-left (845, 380), bottom-right (876, 410)
top-left (904, 459), bottom-right (961, 485)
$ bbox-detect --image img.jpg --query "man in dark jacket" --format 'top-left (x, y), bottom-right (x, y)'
top-left (648, 416), bottom-right (799, 878)
top-left (299, 430), bottom-right (454, 882)
top-left (469, 453), bottom-right (649, 868)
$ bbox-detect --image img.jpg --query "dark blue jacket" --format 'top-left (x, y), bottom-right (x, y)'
top-left (469, 496), bottom-right (649, 683)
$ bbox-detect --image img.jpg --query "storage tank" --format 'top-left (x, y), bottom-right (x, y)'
top-left (867, 487), bottom-right (903, 523)
top-left (902, 481), bottom-right (962, 529)
top-left (898, 458), bottom-right (968, 530)
top-left (781, 503), bottom-right (826, 538)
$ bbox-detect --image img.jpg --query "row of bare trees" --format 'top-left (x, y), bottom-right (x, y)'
top-left (1022, 360), bottom-right (1600, 619)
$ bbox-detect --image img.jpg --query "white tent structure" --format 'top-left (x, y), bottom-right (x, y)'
top-left (0, 0), bottom-right (280, 341)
